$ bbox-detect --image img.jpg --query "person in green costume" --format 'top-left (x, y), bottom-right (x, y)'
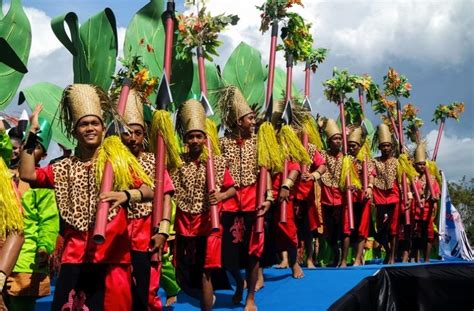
top-left (160, 200), bottom-right (180, 307)
top-left (0, 117), bottom-right (24, 310)
top-left (6, 116), bottom-right (60, 311)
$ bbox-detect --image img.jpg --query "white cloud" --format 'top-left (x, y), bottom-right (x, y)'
top-left (117, 26), bottom-right (127, 59)
top-left (203, 0), bottom-right (473, 69)
top-left (426, 129), bottom-right (474, 181)
top-left (24, 7), bottom-right (63, 59)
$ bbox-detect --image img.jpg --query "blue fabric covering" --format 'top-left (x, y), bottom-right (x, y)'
top-left (36, 261), bottom-right (468, 310)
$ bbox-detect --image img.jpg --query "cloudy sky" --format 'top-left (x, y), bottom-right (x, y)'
top-left (3, 0), bottom-right (473, 181)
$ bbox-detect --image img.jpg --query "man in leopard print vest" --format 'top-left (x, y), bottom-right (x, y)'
top-left (342, 127), bottom-right (374, 266)
top-left (293, 106), bottom-right (327, 269)
top-left (411, 142), bottom-right (440, 263)
top-left (120, 89), bottom-right (175, 310)
top-left (19, 85), bottom-right (154, 311)
top-left (218, 86), bottom-right (265, 311)
top-left (172, 99), bottom-right (236, 311)
top-left (370, 123), bottom-right (404, 264)
top-left (319, 119), bottom-right (346, 267)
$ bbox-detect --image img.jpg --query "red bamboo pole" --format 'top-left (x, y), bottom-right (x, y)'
top-left (396, 100), bottom-right (410, 225)
top-left (93, 79), bottom-right (131, 244)
top-left (301, 59), bottom-right (310, 174)
top-left (339, 98), bottom-right (355, 230)
top-left (279, 54), bottom-right (293, 224)
top-left (304, 59), bottom-right (310, 99)
top-left (197, 46), bottom-right (219, 231)
top-left (424, 166), bottom-right (437, 200)
top-left (256, 21), bottom-right (279, 233)
top-left (432, 119), bottom-right (445, 161)
top-left (388, 113), bottom-right (399, 141)
top-left (264, 22), bottom-right (279, 108)
top-left (358, 87), bottom-right (369, 191)
top-left (151, 1), bottom-right (175, 262)
top-left (411, 127), bottom-right (424, 210)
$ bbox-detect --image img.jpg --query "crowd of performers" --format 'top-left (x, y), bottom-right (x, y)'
top-left (0, 83), bottom-right (441, 311)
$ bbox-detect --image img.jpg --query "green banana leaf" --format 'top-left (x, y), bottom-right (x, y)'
top-left (79, 8), bottom-right (118, 91)
top-left (222, 42), bottom-right (265, 111)
top-left (188, 61), bottom-right (224, 125)
top-left (272, 66), bottom-right (300, 102)
top-left (0, 38), bottom-right (27, 74)
top-left (19, 82), bottom-right (76, 150)
top-left (0, 0), bottom-right (31, 109)
top-left (51, 12), bottom-right (90, 84)
top-left (124, 0), bottom-right (193, 105)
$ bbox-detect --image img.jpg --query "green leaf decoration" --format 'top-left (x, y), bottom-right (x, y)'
top-left (51, 9), bottom-right (118, 91)
top-left (323, 68), bottom-right (358, 103)
top-left (79, 8), bottom-right (118, 91)
top-left (222, 42), bottom-right (265, 112)
top-left (175, 7), bottom-right (239, 62)
top-left (432, 102), bottom-right (465, 124)
top-left (188, 61), bottom-right (223, 125)
top-left (383, 67), bottom-right (411, 99)
top-left (0, 0), bottom-right (31, 109)
top-left (51, 12), bottom-right (90, 84)
top-left (124, 0), bottom-right (193, 105)
top-left (308, 47), bottom-right (328, 73)
top-left (344, 97), bottom-right (363, 125)
top-left (19, 82), bottom-right (76, 150)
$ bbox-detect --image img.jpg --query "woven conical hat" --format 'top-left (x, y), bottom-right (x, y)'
top-left (414, 142), bottom-right (427, 163)
top-left (347, 126), bottom-right (362, 145)
top-left (179, 99), bottom-right (206, 136)
top-left (65, 84), bottom-right (104, 127)
top-left (324, 118), bottom-right (341, 139)
top-left (377, 123), bottom-right (392, 145)
top-left (123, 89), bottom-right (145, 128)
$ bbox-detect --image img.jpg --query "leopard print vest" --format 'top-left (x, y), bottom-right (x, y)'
top-left (52, 157), bottom-right (119, 232)
top-left (372, 157), bottom-right (398, 190)
top-left (219, 135), bottom-right (258, 188)
top-left (320, 150), bottom-right (343, 188)
top-left (127, 152), bottom-right (155, 219)
top-left (171, 154), bottom-right (227, 214)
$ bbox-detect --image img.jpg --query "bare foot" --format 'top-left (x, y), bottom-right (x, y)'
top-left (292, 262), bottom-right (304, 279)
top-left (339, 261), bottom-right (347, 268)
top-left (244, 296), bottom-right (258, 311)
top-left (275, 260), bottom-right (289, 269)
top-left (306, 259), bottom-right (316, 269)
top-left (353, 260), bottom-right (362, 266)
top-left (165, 295), bottom-right (177, 307)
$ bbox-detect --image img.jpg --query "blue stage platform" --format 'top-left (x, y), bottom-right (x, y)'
top-left (36, 261), bottom-right (469, 310)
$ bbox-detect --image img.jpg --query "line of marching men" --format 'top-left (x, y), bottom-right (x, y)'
top-left (0, 83), bottom-right (439, 311)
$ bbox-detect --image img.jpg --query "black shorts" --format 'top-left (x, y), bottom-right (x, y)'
top-left (221, 211), bottom-right (255, 270)
top-left (175, 235), bottom-right (230, 298)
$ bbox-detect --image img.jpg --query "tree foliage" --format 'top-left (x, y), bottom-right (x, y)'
top-left (448, 176), bottom-right (474, 245)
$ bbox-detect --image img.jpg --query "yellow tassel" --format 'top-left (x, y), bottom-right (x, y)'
top-left (257, 121), bottom-right (283, 172)
top-left (426, 160), bottom-right (441, 184)
top-left (0, 157), bottom-right (23, 237)
top-left (150, 110), bottom-right (183, 172)
top-left (397, 153), bottom-right (419, 183)
top-left (278, 125), bottom-right (312, 166)
top-left (339, 155), bottom-right (362, 190)
top-left (303, 118), bottom-right (324, 151)
top-left (356, 138), bottom-right (372, 162)
top-left (96, 136), bottom-right (153, 190)
top-left (205, 118), bottom-right (221, 156)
